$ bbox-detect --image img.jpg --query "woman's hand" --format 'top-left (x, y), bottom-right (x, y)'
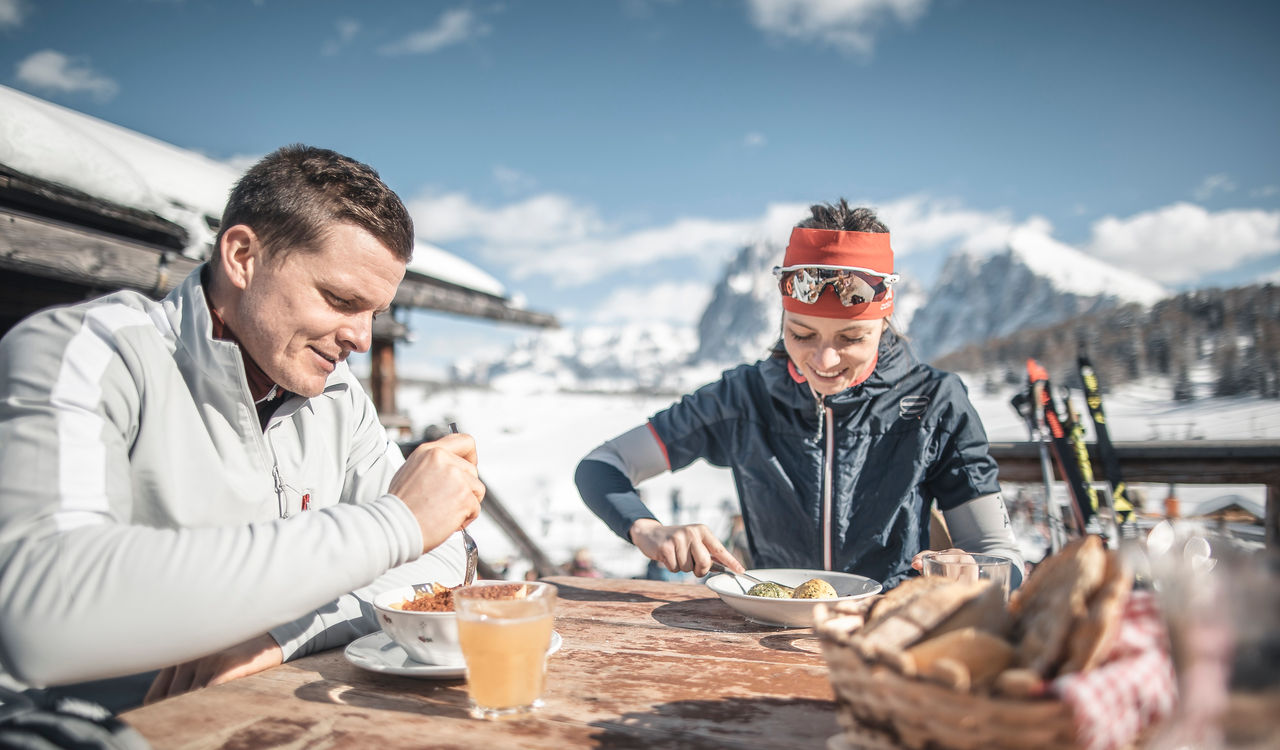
top-left (910, 547), bottom-right (969, 572)
top-left (911, 547), bottom-right (978, 583)
top-left (629, 519), bottom-right (744, 577)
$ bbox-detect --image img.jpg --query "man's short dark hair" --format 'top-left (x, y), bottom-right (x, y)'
top-left (215, 144), bottom-right (414, 263)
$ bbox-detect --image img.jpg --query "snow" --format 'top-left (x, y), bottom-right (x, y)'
top-left (397, 373), bottom-right (1276, 580)
top-left (0, 84), bottom-right (503, 297)
top-left (1006, 220), bottom-right (1167, 304)
top-left (406, 240), bottom-right (505, 297)
top-left (0, 84), bottom-right (238, 257)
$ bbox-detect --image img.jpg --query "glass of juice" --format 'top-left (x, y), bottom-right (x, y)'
top-left (454, 580), bottom-right (558, 720)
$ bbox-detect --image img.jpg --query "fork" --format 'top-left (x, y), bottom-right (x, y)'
top-left (708, 562), bottom-right (794, 595)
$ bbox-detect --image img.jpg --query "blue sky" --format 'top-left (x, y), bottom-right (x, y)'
top-left (3, 0), bottom-right (1278, 373)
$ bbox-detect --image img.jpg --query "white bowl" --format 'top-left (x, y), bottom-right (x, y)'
top-left (705, 568), bottom-right (882, 627)
top-left (372, 585), bottom-right (463, 666)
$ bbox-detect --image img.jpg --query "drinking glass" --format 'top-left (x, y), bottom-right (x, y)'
top-left (920, 551), bottom-right (1013, 601)
top-left (455, 580), bottom-right (557, 720)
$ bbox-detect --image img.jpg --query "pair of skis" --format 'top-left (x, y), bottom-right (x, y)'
top-left (1014, 356), bottom-right (1131, 552)
top-left (1077, 356), bottom-right (1137, 530)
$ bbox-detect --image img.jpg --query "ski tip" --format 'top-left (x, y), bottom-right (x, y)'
top-left (1026, 358), bottom-right (1048, 381)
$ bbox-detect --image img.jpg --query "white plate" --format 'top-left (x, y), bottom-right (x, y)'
top-left (344, 630), bottom-right (563, 679)
top-left (705, 568), bottom-right (882, 627)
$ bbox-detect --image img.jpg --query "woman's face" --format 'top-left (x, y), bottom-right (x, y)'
top-left (781, 311), bottom-right (884, 396)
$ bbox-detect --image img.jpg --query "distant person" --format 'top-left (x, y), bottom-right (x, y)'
top-left (575, 200), bottom-right (1023, 589)
top-left (0, 145), bottom-right (485, 710)
top-left (567, 547), bottom-right (602, 578)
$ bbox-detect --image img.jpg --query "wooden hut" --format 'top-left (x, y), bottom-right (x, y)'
top-left (0, 85), bottom-right (556, 429)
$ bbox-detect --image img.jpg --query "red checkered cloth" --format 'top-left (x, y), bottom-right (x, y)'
top-left (1051, 590), bottom-right (1177, 750)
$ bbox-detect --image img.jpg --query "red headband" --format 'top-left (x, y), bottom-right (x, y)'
top-left (780, 228), bottom-right (895, 319)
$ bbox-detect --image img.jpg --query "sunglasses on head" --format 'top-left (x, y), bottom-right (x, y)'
top-left (772, 264), bottom-right (900, 307)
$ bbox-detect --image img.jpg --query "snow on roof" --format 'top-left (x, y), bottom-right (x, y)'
top-left (0, 84), bottom-right (504, 298)
top-left (1191, 493), bottom-right (1264, 520)
top-left (408, 240), bottom-right (506, 297)
top-left (0, 84), bottom-right (238, 257)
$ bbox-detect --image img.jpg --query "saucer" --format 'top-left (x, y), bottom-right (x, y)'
top-left (344, 629), bottom-right (564, 679)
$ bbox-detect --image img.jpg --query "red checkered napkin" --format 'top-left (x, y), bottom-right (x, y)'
top-left (1051, 590), bottom-right (1177, 750)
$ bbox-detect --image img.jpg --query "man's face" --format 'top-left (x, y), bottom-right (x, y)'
top-left (233, 223), bottom-right (405, 398)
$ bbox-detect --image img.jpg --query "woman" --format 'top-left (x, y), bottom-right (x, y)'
top-left (575, 201), bottom-right (1023, 590)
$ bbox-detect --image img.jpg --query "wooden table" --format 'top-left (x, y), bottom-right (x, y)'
top-left (122, 577), bottom-right (843, 749)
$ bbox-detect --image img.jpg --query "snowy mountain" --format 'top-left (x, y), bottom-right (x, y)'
top-left (692, 239), bottom-right (782, 365)
top-left (449, 323), bottom-right (701, 393)
top-left (451, 226), bottom-right (1171, 390)
top-left (906, 224), bottom-right (1167, 362)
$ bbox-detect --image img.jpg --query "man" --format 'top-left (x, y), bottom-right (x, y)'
top-left (0, 145), bottom-right (484, 709)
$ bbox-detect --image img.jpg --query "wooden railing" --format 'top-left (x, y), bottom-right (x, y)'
top-left (988, 440), bottom-right (1280, 549)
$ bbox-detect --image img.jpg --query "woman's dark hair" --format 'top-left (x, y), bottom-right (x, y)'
top-left (769, 199), bottom-right (901, 359)
top-left (796, 199), bottom-right (888, 233)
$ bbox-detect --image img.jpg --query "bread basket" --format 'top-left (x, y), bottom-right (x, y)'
top-left (816, 538), bottom-right (1173, 750)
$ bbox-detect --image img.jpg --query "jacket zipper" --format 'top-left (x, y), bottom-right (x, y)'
top-left (822, 403), bottom-right (834, 571)
top-left (814, 394), bottom-right (834, 571)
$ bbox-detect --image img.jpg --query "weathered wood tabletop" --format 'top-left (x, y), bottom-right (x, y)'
top-left (122, 576), bottom-right (843, 749)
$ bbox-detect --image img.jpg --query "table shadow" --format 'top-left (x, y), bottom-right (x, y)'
top-left (554, 581), bottom-right (666, 604)
top-left (587, 696), bottom-right (836, 749)
top-left (650, 598), bottom-right (803, 635)
top-left (288, 659), bottom-right (470, 719)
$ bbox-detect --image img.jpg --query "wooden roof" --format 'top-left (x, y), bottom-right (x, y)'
top-left (0, 163), bottom-right (557, 335)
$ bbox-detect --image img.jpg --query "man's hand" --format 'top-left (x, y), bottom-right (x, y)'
top-left (389, 433), bottom-right (486, 553)
top-left (143, 633), bottom-right (282, 705)
top-left (629, 519), bottom-right (744, 577)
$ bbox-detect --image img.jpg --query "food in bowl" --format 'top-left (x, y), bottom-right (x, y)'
top-left (394, 582), bottom-right (456, 612)
top-left (705, 568), bottom-right (883, 627)
top-left (373, 584), bottom-right (465, 666)
top-left (746, 581), bottom-right (791, 598)
top-left (792, 578), bottom-right (838, 599)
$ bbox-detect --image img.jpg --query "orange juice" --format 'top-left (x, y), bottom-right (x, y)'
top-left (457, 611), bottom-right (554, 711)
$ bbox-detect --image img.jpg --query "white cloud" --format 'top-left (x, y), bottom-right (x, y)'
top-left (407, 190), bottom-right (797, 285)
top-left (0, 0), bottom-right (27, 28)
top-left (408, 183), bottom-right (1280, 292)
top-left (380, 8), bottom-right (490, 55)
top-left (589, 282), bottom-right (713, 325)
top-left (743, 132), bottom-right (767, 148)
top-left (1086, 203), bottom-right (1280, 285)
top-left (745, 0), bottom-right (931, 56)
top-left (15, 50), bottom-right (118, 100)
top-left (1252, 185), bottom-right (1278, 199)
top-left (873, 195), bottom-right (1017, 257)
top-left (493, 165), bottom-right (538, 194)
top-left (323, 18), bottom-right (361, 55)
top-left (1193, 173), bottom-right (1236, 201)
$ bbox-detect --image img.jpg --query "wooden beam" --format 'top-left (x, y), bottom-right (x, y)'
top-left (990, 440), bottom-right (1280, 549)
top-left (395, 272), bottom-right (558, 328)
top-left (0, 209), bottom-right (198, 297)
top-left (1, 164), bottom-right (192, 251)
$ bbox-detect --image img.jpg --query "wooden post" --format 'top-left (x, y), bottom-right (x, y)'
top-left (369, 338), bottom-right (397, 418)
top-left (1268, 481), bottom-right (1279, 551)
